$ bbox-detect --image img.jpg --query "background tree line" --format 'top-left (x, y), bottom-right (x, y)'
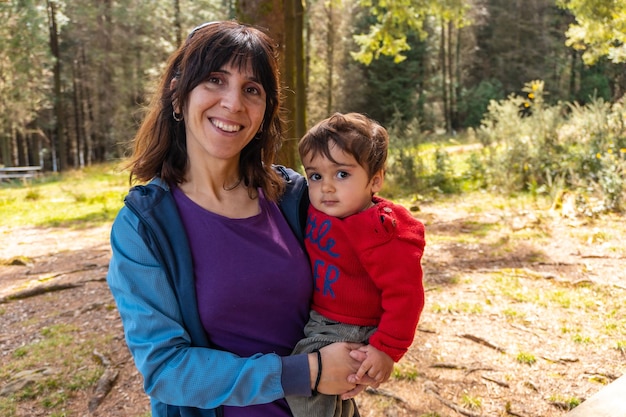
top-left (1, 0), bottom-right (625, 171)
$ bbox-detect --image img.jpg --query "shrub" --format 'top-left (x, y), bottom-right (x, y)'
top-left (476, 80), bottom-right (625, 212)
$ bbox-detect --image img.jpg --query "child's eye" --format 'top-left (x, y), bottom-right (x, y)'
top-left (309, 173), bottom-right (322, 181)
top-left (337, 171), bottom-right (350, 179)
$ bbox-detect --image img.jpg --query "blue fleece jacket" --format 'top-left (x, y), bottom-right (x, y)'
top-left (106, 167), bottom-right (310, 417)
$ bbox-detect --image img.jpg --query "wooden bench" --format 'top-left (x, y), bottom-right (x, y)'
top-left (0, 166), bottom-right (42, 181)
top-left (565, 374), bottom-right (626, 416)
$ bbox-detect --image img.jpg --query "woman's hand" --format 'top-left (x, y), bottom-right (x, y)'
top-left (308, 342), bottom-right (379, 397)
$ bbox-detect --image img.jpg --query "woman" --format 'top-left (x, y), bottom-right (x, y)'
top-left (106, 21), bottom-right (371, 417)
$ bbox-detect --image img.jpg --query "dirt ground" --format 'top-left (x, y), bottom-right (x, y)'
top-left (1, 197), bottom-right (625, 417)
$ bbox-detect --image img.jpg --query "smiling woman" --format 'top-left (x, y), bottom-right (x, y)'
top-left (105, 20), bottom-right (377, 417)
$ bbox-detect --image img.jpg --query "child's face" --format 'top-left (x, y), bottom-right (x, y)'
top-left (302, 141), bottom-right (383, 219)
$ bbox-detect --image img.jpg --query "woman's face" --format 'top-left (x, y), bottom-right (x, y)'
top-left (182, 61), bottom-right (266, 167)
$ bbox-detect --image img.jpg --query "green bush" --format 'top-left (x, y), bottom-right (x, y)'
top-left (385, 115), bottom-right (427, 194)
top-left (476, 80), bottom-right (625, 212)
top-left (459, 78), bottom-right (505, 128)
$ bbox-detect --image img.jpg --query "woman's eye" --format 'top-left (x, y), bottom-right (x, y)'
top-left (207, 76), bottom-right (222, 85)
top-left (246, 84), bottom-right (266, 97)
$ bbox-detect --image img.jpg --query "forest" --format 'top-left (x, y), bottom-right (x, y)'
top-left (1, 2), bottom-right (626, 416)
top-left (1, 0), bottom-right (626, 206)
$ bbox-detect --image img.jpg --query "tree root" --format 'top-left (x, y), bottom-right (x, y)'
top-left (365, 386), bottom-right (407, 403)
top-left (424, 384), bottom-right (484, 417)
top-left (460, 334), bottom-right (506, 353)
top-left (482, 375), bottom-right (510, 388)
top-left (0, 282), bottom-right (82, 303)
top-left (88, 350), bottom-right (119, 413)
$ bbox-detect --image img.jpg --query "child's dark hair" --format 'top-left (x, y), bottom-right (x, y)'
top-left (298, 112), bottom-right (389, 179)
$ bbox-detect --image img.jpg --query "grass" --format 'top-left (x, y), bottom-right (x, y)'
top-left (1, 160), bottom-right (624, 416)
top-left (461, 393), bottom-right (482, 410)
top-left (431, 301), bottom-right (484, 315)
top-left (0, 162), bottom-right (128, 229)
top-left (0, 321), bottom-right (110, 416)
top-left (548, 394), bottom-right (582, 410)
top-left (516, 351), bottom-right (537, 365)
top-left (392, 362), bottom-right (420, 381)
top-left (0, 163), bottom-right (129, 416)
top-left (414, 187), bottom-right (626, 416)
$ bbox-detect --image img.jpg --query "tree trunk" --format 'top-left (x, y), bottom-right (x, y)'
top-left (1, 132), bottom-right (9, 166)
top-left (174, 0), bottom-right (182, 47)
top-left (440, 18), bottom-right (450, 133)
top-left (452, 22), bottom-right (461, 131)
top-left (10, 126), bottom-right (18, 166)
top-left (325, 2), bottom-right (334, 115)
top-left (72, 60), bottom-right (84, 168)
top-left (569, 49), bottom-right (578, 101)
top-left (47, 0), bottom-right (66, 171)
top-left (282, 0), bottom-right (298, 167)
top-left (237, 0), bottom-right (303, 168)
top-left (293, 0), bottom-right (306, 149)
top-left (81, 47), bottom-right (94, 166)
top-left (95, 0), bottom-right (114, 163)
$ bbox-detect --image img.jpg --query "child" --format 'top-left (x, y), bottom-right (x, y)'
top-left (287, 112), bottom-right (426, 417)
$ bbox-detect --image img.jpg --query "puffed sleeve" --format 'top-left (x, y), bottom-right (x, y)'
top-left (348, 202), bottom-right (425, 361)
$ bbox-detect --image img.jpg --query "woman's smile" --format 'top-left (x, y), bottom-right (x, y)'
top-left (211, 118), bottom-right (242, 133)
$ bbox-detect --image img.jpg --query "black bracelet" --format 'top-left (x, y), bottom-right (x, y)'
top-left (312, 349), bottom-right (322, 396)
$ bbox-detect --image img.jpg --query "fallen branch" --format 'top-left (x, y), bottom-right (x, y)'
top-left (582, 371), bottom-right (618, 382)
top-left (365, 387), bottom-right (407, 403)
top-left (505, 402), bottom-right (527, 417)
top-left (549, 400), bottom-right (574, 411)
top-left (425, 384), bottom-right (484, 417)
top-left (88, 350), bottom-right (119, 413)
top-left (465, 366), bottom-right (497, 375)
top-left (572, 279), bottom-right (595, 286)
top-left (460, 334), bottom-right (506, 353)
top-left (541, 355), bottom-right (579, 364)
top-left (417, 326), bottom-right (436, 333)
top-left (0, 283), bottom-right (81, 303)
top-left (508, 323), bottom-right (538, 336)
top-left (534, 261), bottom-right (576, 266)
top-left (430, 362), bottom-right (466, 370)
top-left (482, 375), bottom-right (510, 388)
top-left (88, 368), bottom-right (118, 413)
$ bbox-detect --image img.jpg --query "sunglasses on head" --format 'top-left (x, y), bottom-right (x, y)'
top-left (186, 21), bottom-right (221, 42)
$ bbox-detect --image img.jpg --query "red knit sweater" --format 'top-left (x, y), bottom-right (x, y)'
top-left (305, 196), bottom-right (425, 362)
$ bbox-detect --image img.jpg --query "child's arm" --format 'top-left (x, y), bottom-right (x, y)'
top-left (349, 201), bottom-right (426, 362)
top-left (353, 344), bottom-right (395, 384)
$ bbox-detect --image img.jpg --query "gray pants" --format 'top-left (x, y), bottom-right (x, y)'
top-left (287, 310), bottom-right (377, 417)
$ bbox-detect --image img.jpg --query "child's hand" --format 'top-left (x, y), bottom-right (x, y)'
top-left (353, 344), bottom-right (394, 384)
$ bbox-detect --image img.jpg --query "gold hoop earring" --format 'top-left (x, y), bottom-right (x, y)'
top-left (173, 111), bottom-right (183, 122)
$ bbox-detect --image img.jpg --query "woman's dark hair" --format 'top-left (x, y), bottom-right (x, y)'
top-left (298, 112), bottom-right (389, 179)
top-left (127, 20), bottom-right (285, 201)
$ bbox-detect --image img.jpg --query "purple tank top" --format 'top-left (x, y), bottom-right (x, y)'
top-left (173, 187), bottom-right (312, 417)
